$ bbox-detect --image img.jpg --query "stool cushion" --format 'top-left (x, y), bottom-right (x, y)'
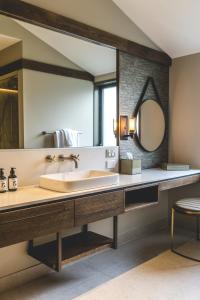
top-left (174, 198), bottom-right (200, 214)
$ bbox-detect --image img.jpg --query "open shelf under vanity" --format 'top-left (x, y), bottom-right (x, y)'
top-left (28, 231), bottom-right (113, 271)
top-left (124, 184), bottom-right (159, 212)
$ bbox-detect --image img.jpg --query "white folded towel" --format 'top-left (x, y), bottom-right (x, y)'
top-left (63, 128), bottom-right (79, 147)
top-left (53, 130), bottom-right (64, 148)
top-left (54, 128), bottom-right (79, 148)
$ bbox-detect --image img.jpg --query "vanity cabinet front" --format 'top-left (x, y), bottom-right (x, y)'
top-left (75, 190), bottom-right (124, 226)
top-left (0, 200), bottom-right (74, 248)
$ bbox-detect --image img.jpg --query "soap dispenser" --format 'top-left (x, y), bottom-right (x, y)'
top-left (0, 168), bottom-right (7, 193)
top-left (8, 168), bottom-right (18, 192)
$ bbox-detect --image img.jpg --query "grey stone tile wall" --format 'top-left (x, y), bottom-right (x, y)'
top-left (119, 52), bottom-right (169, 169)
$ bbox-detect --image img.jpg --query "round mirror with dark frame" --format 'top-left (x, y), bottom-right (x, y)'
top-left (134, 99), bottom-right (166, 152)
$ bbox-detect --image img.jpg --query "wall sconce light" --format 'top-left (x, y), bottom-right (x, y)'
top-left (129, 117), bottom-right (136, 136)
top-left (120, 115), bottom-right (135, 140)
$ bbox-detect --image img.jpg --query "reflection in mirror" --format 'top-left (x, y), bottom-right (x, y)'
top-left (94, 82), bottom-right (117, 147)
top-left (0, 15), bottom-right (116, 149)
top-left (0, 75), bottom-right (19, 148)
top-left (135, 99), bottom-right (165, 152)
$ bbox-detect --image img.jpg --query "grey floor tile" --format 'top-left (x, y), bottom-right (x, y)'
top-left (0, 229), bottom-right (171, 300)
top-left (0, 261), bottom-right (110, 300)
top-left (83, 229), bottom-right (170, 278)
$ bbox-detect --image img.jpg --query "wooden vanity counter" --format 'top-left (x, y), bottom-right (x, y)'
top-left (0, 168), bottom-right (199, 271)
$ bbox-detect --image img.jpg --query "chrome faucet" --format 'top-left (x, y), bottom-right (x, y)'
top-left (58, 154), bottom-right (80, 168)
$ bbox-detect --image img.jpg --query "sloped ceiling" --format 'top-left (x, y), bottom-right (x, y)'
top-left (22, 0), bottom-right (159, 51)
top-left (0, 34), bottom-right (20, 51)
top-left (113, 0), bottom-right (200, 58)
top-left (15, 20), bottom-right (116, 76)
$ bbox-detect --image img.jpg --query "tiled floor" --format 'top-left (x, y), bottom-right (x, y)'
top-left (0, 230), bottom-right (171, 300)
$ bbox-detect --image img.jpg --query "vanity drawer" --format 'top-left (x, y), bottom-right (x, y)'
top-left (159, 174), bottom-right (200, 191)
top-left (75, 190), bottom-right (124, 226)
top-left (0, 200), bottom-right (74, 248)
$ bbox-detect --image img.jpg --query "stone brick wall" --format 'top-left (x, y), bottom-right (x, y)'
top-left (119, 51), bottom-right (169, 169)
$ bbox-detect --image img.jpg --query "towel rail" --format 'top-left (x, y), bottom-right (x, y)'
top-left (41, 131), bottom-right (83, 135)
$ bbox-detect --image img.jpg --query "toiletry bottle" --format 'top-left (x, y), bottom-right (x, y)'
top-left (8, 168), bottom-right (18, 192)
top-left (0, 168), bottom-right (7, 193)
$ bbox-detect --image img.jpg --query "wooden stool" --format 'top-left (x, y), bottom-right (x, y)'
top-left (171, 198), bottom-right (200, 262)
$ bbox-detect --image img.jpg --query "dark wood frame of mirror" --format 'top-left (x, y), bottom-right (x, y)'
top-left (133, 77), bottom-right (166, 152)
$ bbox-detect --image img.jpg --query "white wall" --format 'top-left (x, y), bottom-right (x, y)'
top-left (170, 53), bottom-right (200, 167)
top-left (23, 70), bottom-right (94, 148)
top-left (169, 53), bottom-right (200, 236)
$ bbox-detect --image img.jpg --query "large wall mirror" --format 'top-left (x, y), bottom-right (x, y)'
top-left (0, 15), bottom-right (117, 149)
top-left (135, 99), bottom-right (165, 152)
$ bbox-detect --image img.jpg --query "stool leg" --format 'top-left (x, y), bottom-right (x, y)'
top-left (196, 217), bottom-right (199, 241)
top-left (171, 208), bottom-right (175, 251)
top-left (171, 210), bottom-right (200, 262)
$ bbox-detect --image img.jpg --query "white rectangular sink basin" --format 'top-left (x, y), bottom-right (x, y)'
top-left (39, 170), bottom-right (119, 193)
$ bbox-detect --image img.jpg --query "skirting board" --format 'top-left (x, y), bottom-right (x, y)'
top-left (0, 218), bottom-right (168, 293)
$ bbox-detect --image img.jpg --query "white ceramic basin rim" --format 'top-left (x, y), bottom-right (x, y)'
top-left (39, 170), bottom-right (119, 193)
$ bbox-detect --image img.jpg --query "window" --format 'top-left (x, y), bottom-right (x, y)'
top-left (94, 82), bottom-right (117, 146)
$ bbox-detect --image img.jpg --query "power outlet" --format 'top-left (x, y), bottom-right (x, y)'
top-left (106, 160), bottom-right (116, 169)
